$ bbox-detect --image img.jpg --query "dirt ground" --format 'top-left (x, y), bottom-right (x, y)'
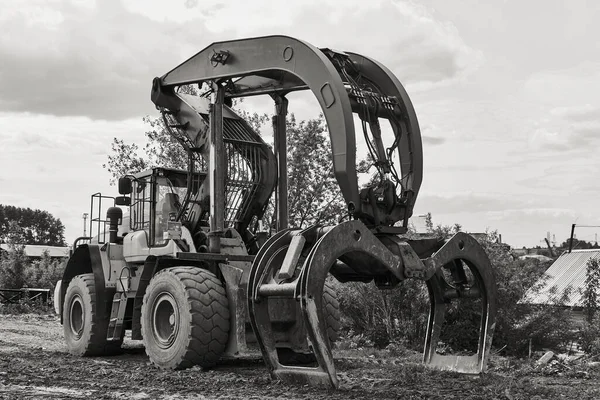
top-left (1, 314), bottom-right (599, 400)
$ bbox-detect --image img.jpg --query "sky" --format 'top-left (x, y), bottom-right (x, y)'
top-left (0, 0), bottom-right (599, 248)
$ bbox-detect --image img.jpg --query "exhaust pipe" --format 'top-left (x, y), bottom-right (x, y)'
top-left (106, 207), bottom-right (123, 244)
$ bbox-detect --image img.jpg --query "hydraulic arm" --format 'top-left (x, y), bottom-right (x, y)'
top-left (151, 35), bottom-right (422, 233)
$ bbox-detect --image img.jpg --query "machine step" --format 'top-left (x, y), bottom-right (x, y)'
top-left (107, 292), bottom-right (128, 341)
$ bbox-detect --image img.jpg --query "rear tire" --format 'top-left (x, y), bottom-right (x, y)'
top-left (141, 267), bottom-right (230, 369)
top-left (323, 280), bottom-right (341, 343)
top-left (63, 274), bottom-right (123, 356)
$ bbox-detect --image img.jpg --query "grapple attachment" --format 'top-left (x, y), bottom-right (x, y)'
top-left (149, 35), bottom-right (498, 388)
top-left (422, 233), bottom-right (497, 373)
top-left (248, 220), bottom-right (497, 388)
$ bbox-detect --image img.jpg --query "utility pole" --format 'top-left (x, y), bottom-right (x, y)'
top-left (83, 213), bottom-right (88, 237)
top-left (569, 224), bottom-right (576, 253)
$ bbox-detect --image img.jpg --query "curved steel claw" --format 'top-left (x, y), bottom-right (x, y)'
top-left (248, 221), bottom-right (404, 388)
top-left (422, 232), bottom-right (497, 374)
top-left (248, 222), bottom-right (497, 388)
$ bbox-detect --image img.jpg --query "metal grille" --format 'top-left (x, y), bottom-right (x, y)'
top-left (222, 119), bottom-right (264, 228)
top-left (163, 109), bottom-right (268, 231)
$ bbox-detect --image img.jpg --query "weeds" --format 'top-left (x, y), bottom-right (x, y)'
top-left (0, 297), bottom-right (53, 315)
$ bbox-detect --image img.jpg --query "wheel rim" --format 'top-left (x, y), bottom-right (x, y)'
top-left (152, 292), bottom-right (179, 349)
top-left (69, 295), bottom-right (84, 339)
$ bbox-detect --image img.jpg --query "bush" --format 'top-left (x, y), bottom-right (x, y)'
top-left (492, 258), bottom-right (573, 355)
top-left (0, 246), bottom-right (65, 314)
top-left (579, 317), bottom-right (600, 355)
top-left (0, 297), bottom-right (54, 315)
top-left (335, 330), bottom-right (374, 350)
top-left (385, 341), bottom-right (411, 357)
top-left (25, 251), bottom-right (65, 291)
top-left (0, 243), bottom-right (29, 289)
top-left (0, 248), bottom-right (65, 291)
top-left (335, 279), bottom-right (429, 351)
top-left (335, 226), bottom-right (573, 358)
top-left (366, 323), bottom-right (391, 349)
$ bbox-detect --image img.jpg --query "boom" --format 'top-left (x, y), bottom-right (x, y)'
top-left (151, 35), bottom-right (423, 231)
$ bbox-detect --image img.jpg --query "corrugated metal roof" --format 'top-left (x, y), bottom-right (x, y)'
top-left (521, 249), bottom-right (600, 307)
top-left (0, 244), bottom-right (70, 258)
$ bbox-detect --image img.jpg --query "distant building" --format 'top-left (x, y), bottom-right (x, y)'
top-left (520, 249), bottom-right (600, 325)
top-left (0, 244), bottom-right (70, 259)
top-left (518, 254), bottom-right (554, 263)
top-left (410, 214), bottom-right (429, 233)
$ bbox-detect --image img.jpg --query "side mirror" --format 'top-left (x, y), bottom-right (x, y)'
top-left (115, 196), bottom-right (131, 206)
top-left (118, 177), bottom-right (132, 195)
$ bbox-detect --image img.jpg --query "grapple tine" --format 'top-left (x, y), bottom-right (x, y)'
top-left (422, 232), bottom-right (497, 374)
top-left (248, 221), bottom-right (407, 388)
top-left (247, 229), bottom-right (295, 374)
top-left (297, 241), bottom-right (338, 388)
top-left (247, 221), bottom-right (497, 388)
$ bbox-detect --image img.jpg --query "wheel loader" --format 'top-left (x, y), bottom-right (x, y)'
top-left (55, 35), bottom-right (497, 389)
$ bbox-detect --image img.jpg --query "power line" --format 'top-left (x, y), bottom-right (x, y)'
top-left (568, 223), bottom-right (600, 252)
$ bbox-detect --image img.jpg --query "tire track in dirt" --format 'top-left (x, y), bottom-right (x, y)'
top-left (2, 314), bottom-right (600, 399)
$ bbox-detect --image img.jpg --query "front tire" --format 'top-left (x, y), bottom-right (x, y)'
top-left (63, 274), bottom-right (122, 356)
top-left (141, 267), bottom-right (230, 369)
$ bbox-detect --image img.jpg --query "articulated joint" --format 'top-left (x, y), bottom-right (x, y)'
top-left (394, 242), bottom-right (433, 280)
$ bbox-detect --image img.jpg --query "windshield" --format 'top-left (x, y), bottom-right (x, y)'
top-left (154, 176), bottom-right (187, 245)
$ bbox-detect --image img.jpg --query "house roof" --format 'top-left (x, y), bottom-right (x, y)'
top-left (0, 244), bottom-right (70, 258)
top-left (521, 249), bottom-right (600, 307)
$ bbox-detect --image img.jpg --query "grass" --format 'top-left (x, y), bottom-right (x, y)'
top-left (0, 298), bottom-right (54, 315)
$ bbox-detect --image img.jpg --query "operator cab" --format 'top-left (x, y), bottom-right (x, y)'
top-left (119, 167), bottom-right (207, 247)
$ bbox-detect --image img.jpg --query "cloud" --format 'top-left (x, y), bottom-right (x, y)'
top-left (528, 107), bottom-right (600, 152)
top-left (523, 66), bottom-right (600, 152)
top-left (422, 136), bottom-right (446, 145)
top-left (267, 0), bottom-right (483, 90)
top-left (528, 127), bottom-right (572, 151)
top-left (0, 0), bottom-right (481, 121)
top-left (486, 208), bottom-right (577, 221)
top-left (523, 63), bottom-right (600, 152)
top-left (514, 161), bottom-right (600, 198)
top-left (184, 0), bottom-right (198, 9)
top-left (412, 192), bottom-right (585, 246)
top-left (481, 208), bottom-right (582, 246)
top-left (0, 0), bottom-right (230, 120)
top-left (0, 111), bottom-right (144, 151)
top-left (524, 62), bottom-right (600, 106)
top-left (416, 192), bottom-right (531, 215)
top-left (551, 105), bottom-right (600, 123)
top-left (0, 111), bottom-right (147, 243)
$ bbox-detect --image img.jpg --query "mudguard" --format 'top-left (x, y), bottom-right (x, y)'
top-left (59, 245), bottom-right (110, 324)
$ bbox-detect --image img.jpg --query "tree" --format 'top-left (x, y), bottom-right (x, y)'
top-left (583, 258), bottom-right (600, 322)
top-left (104, 91), bottom-right (271, 184)
top-left (0, 222), bottom-right (29, 289)
top-left (25, 250), bottom-right (65, 291)
top-left (559, 238), bottom-right (599, 250)
top-left (0, 205), bottom-right (66, 246)
top-left (286, 114), bottom-right (346, 227)
top-left (105, 108), bottom-right (349, 228)
top-left (335, 278), bottom-right (429, 349)
top-left (337, 215), bottom-right (573, 355)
